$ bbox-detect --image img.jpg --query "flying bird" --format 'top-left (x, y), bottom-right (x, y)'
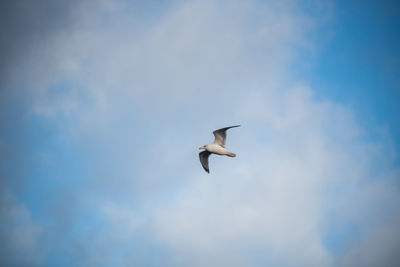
top-left (199, 125), bottom-right (240, 173)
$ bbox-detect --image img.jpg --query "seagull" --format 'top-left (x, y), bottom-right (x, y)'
top-left (199, 125), bottom-right (240, 173)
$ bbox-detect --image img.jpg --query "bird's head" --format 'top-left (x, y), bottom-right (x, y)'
top-left (199, 145), bottom-right (207, 150)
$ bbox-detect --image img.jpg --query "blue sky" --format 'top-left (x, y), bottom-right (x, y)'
top-left (1, 1), bottom-right (399, 266)
top-left (311, 0), bottom-right (400, 156)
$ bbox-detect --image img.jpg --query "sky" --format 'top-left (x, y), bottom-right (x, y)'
top-left (0, 0), bottom-right (399, 266)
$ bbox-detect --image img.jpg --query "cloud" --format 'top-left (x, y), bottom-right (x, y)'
top-left (7, 0), bottom-right (312, 117)
top-left (1, 0), bottom-right (399, 266)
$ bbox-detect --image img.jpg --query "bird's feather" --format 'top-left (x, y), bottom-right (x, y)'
top-left (199, 150), bottom-right (211, 173)
top-left (213, 125), bottom-right (240, 147)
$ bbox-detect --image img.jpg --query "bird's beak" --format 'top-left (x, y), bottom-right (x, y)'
top-left (199, 146), bottom-right (205, 150)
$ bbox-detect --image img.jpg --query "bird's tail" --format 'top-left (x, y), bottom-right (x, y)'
top-left (227, 152), bottom-right (236, 157)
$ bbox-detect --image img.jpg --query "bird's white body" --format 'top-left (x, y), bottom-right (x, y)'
top-left (205, 144), bottom-right (233, 156)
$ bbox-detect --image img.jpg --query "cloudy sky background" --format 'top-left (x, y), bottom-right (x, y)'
top-left (1, 0), bottom-right (399, 266)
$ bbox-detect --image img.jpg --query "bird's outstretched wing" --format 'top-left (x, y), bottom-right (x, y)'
top-left (199, 150), bottom-right (211, 173)
top-left (213, 125), bottom-right (240, 147)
